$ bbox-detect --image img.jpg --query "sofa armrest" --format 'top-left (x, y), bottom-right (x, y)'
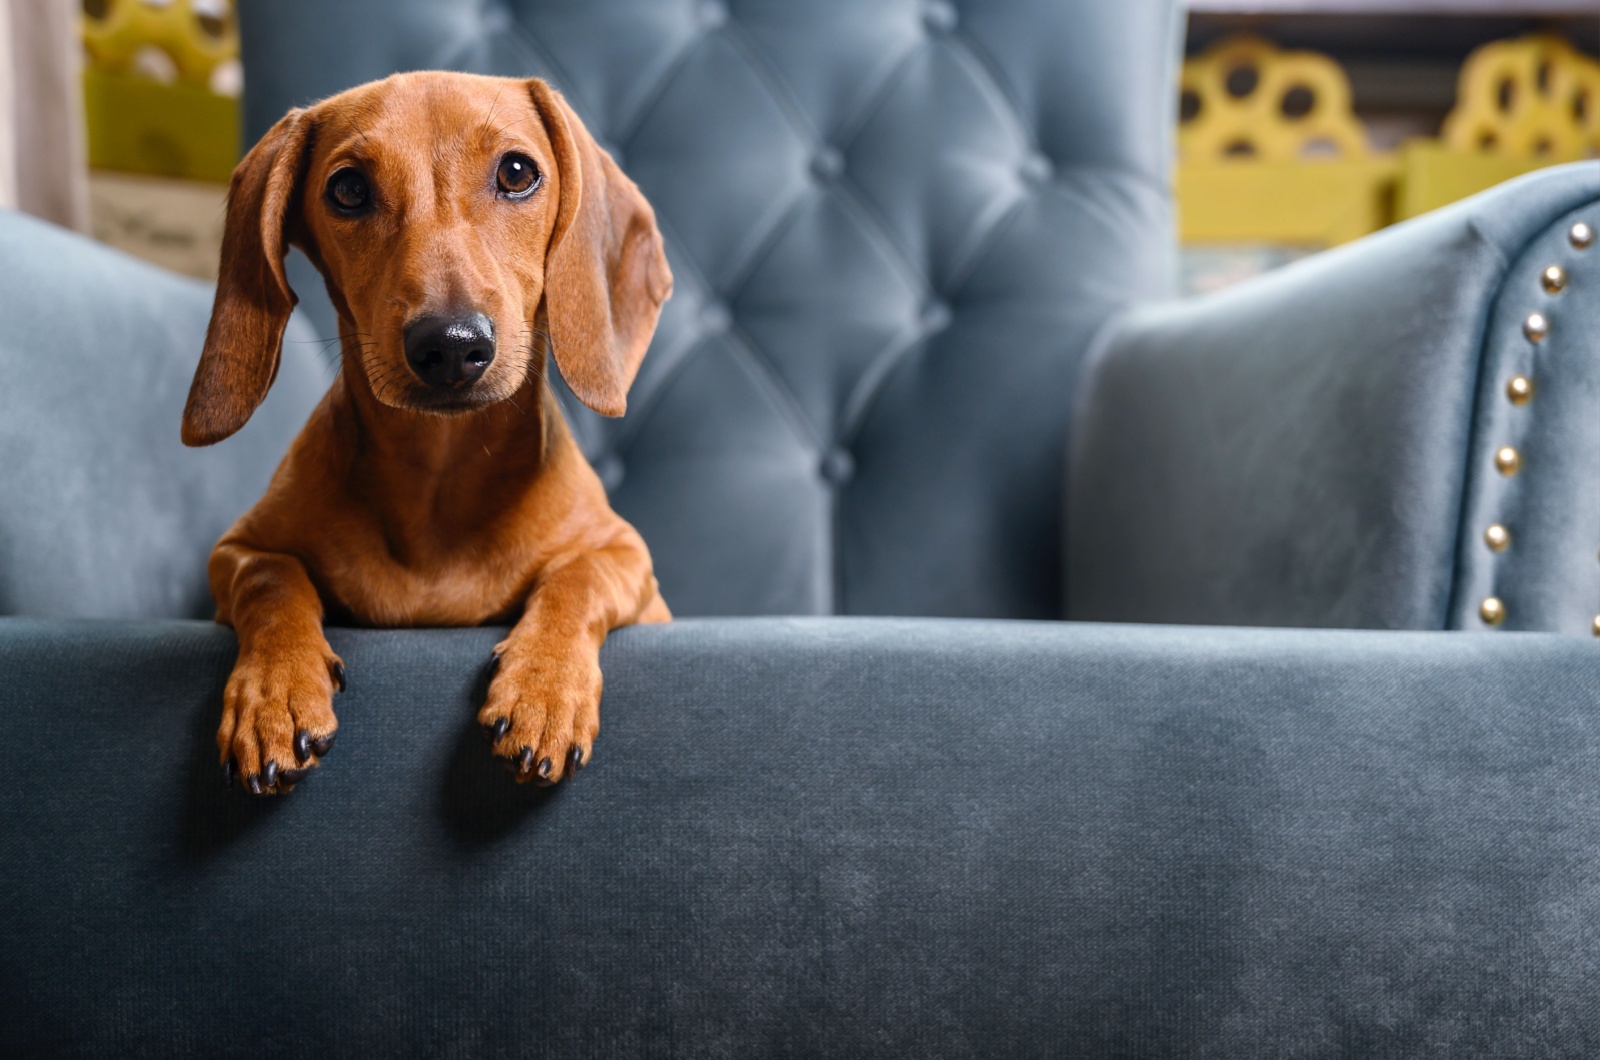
top-left (1068, 162), bottom-right (1600, 631)
top-left (6, 614), bottom-right (1600, 1053)
top-left (0, 211), bottom-right (323, 620)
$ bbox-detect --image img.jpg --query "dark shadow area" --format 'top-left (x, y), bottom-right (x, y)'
top-left (436, 652), bottom-right (564, 847)
top-left (175, 675), bottom-right (289, 863)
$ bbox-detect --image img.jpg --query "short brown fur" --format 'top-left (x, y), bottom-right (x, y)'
top-left (184, 72), bottom-right (673, 793)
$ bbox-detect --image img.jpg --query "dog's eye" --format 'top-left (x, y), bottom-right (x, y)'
top-left (496, 153), bottom-right (540, 197)
top-left (326, 168), bottom-right (371, 214)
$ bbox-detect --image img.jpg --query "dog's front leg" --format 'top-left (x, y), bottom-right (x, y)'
top-left (480, 529), bottom-right (668, 784)
top-left (210, 541), bottom-right (343, 795)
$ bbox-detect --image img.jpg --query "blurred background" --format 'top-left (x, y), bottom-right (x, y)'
top-left (0, 0), bottom-right (1595, 293)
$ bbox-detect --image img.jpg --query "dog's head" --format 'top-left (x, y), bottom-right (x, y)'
top-left (181, 72), bottom-right (672, 446)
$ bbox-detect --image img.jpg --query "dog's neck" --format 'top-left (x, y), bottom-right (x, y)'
top-left (328, 332), bottom-right (566, 555)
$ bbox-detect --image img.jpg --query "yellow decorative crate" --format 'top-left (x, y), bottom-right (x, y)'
top-left (83, 68), bottom-right (239, 183)
top-left (80, 0), bottom-right (241, 184)
top-left (1178, 158), bottom-right (1398, 247)
top-left (1394, 145), bottom-right (1558, 223)
top-left (1396, 34), bottom-right (1600, 221)
top-left (1176, 36), bottom-right (1397, 248)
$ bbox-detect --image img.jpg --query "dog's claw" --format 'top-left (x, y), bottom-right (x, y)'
top-left (221, 758), bottom-right (234, 788)
top-left (246, 774), bottom-right (263, 796)
top-left (516, 746), bottom-right (534, 776)
top-left (537, 757), bottom-right (552, 779)
top-left (310, 733), bottom-right (336, 757)
top-left (487, 652), bottom-right (502, 678)
top-left (262, 760), bottom-right (279, 788)
top-left (294, 729), bottom-right (311, 763)
top-left (279, 767), bottom-right (310, 786)
top-left (331, 660), bottom-right (347, 693)
top-left (488, 717), bottom-right (510, 743)
top-left (566, 746), bottom-right (582, 778)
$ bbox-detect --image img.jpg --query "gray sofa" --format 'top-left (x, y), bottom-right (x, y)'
top-left (3, 0), bottom-right (1600, 1054)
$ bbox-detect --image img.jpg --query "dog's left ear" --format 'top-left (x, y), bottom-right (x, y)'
top-left (529, 80), bottom-right (672, 417)
top-left (182, 108), bottom-right (311, 446)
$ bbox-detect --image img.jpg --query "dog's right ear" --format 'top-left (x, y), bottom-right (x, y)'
top-left (528, 81), bottom-right (671, 418)
top-left (182, 109), bottom-right (312, 447)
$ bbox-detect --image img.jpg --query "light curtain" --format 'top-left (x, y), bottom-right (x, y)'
top-left (0, 0), bottom-right (89, 231)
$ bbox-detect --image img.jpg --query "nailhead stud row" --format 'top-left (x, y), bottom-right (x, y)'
top-left (1480, 220), bottom-right (1592, 628)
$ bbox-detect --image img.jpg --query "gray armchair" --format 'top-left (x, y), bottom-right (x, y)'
top-left (4, 1), bottom-right (1600, 1054)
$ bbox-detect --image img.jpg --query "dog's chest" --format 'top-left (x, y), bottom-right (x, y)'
top-left (314, 529), bottom-right (537, 627)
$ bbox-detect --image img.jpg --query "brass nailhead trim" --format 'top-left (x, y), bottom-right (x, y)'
top-left (1475, 231), bottom-right (1589, 631)
top-left (1495, 239), bottom-right (1591, 634)
top-left (1480, 597), bottom-right (1505, 625)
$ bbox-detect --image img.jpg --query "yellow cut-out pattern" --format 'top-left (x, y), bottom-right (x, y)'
top-left (1442, 34), bottom-right (1600, 159)
top-left (81, 0), bottom-right (238, 89)
top-left (1179, 36), bottom-right (1368, 163)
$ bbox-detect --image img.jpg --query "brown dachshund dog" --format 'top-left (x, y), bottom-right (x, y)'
top-left (181, 72), bottom-right (673, 795)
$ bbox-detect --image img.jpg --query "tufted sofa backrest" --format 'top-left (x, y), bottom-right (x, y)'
top-left (239, 0), bottom-right (1181, 617)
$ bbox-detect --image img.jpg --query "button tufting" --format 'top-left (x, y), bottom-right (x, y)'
top-left (1571, 222), bottom-right (1595, 250)
top-left (922, 0), bottom-right (958, 34)
top-left (482, 3), bottom-right (511, 31)
top-left (811, 146), bottom-right (844, 181)
top-left (820, 447), bottom-right (855, 485)
top-left (1019, 152), bottom-right (1054, 185)
top-left (1523, 311), bottom-right (1549, 343)
top-left (697, 0), bottom-right (728, 29)
top-left (699, 301), bottom-right (732, 333)
top-left (1506, 375), bottom-right (1534, 405)
top-left (1495, 446), bottom-right (1521, 476)
top-left (243, 0), bottom-right (1258, 624)
top-left (1592, 616), bottom-right (1600, 637)
top-left (593, 454), bottom-right (625, 492)
top-left (1541, 265), bottom-right (1567, 294)
top-left (1484, 524), bottom-right (1510, 552)
top-left (921, 300), bottom-right (952, 333)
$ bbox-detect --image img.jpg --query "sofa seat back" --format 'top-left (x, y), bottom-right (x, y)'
top-left (241, 0), bottom-right (1181, 618)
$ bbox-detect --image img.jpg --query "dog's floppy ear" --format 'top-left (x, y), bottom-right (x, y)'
top-left (182, 109), bottom-right (312, 446)
top-left (529, 81), bottom-right (672, 417)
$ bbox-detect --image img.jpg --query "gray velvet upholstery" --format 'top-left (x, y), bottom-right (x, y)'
top-left (1070, 163), bottom-right (1600, 631)
top-left (7, 1), bottom-right (1600, 1054)
top-left (239, 0), bottom-right (1183, 618)
top-left (6, 617), bottom-right (1600, 1057)
top-left (0, 210), bottom-right (323, 619)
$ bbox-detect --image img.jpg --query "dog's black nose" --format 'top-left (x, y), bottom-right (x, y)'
top-left (403, 312), bottom-right (495, 388)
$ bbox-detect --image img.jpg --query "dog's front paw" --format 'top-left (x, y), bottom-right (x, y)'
top-left (478, 637), bottom-right (600, 784)
top-left (219, 648), bottom-right (344, 796)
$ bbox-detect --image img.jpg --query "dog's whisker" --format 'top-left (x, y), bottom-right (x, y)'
top-left (479, 86), bottom-right (506, 145)
top-left (286, 336), bottom-right (343, 349)
top-left (491, 115), bottom-right (529, 139)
